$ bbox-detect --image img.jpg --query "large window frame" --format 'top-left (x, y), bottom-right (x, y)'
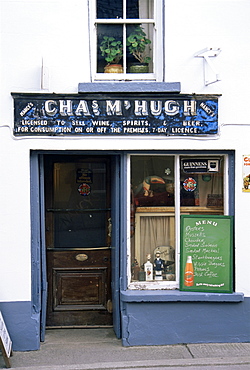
top-left (89, 0), bottom-right (164, 81)
top-left (127, 153), bottom-right (230, 290)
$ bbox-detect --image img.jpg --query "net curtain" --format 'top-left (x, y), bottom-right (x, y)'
top-left (139, 215), bottom-right (175, 265)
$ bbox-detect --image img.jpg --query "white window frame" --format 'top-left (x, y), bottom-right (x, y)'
top-left (127, 153), bottom-right (229, 291)
top-left (89, 0), bottom-right (164, 82)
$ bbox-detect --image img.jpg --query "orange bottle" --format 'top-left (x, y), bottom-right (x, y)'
top-left (184, 256), bottom-right (194, 286)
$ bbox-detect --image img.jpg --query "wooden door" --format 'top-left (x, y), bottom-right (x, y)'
top-left (45, 155), bottom-right (112, 327)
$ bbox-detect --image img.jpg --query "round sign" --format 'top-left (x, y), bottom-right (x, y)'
top-left (183, 177), bottom-right (197, 192)
top-left (78, 183), bottom-right (91, 196)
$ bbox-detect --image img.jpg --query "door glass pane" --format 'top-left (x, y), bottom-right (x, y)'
top-left (131, 156), bottom-right (175, 282)
top-left (52, 161), bottom-right (108, 248)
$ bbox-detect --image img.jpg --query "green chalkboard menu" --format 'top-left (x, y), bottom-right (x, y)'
top-left (180, 215), bottom-right (233, 293)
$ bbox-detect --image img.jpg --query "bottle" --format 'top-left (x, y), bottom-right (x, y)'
top-left (184, 255), bottom-right (194, 286)
top-left (144, 254), bottom-right (153, 281)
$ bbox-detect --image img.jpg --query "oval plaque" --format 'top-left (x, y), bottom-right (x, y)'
top-left (75, 253), bottom-right (88, 262)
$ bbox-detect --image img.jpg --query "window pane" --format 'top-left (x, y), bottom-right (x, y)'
top-left (97, 24), bottom-right (123, 73)
top-left (126, 23), bottom-right (153, 73)
top-left (97, 0), bottom-right (123, 19)
top-left (97, 0), bottom-right (154, 19)
top-left (127, 0), bottom-right (154, 19)
top-left (131, 156), bottom-right (175, 282)
top-left (126, 0), bottom-right (139, 18)
top-left (132, 215), bottom-right (176, 282)
top-left (132, 156), bottom-right (175, 207)
top-left (180, 157), bottom-right (224, 213)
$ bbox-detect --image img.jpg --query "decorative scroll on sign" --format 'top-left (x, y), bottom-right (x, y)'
top-left (12, 93), bottom-right (219, 137)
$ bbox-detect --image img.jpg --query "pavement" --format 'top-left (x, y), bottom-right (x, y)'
top-left (0, 328), bottom-right (250, 370)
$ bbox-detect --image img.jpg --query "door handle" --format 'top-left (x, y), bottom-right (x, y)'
top-left (108, 217), bottom-right (112, 237)
top-left (75, 253), bottom-right (88, 262)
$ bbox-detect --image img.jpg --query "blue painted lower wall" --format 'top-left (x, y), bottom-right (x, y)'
top-left (0, 301), bottom-right (40, 351)
top-left (121, 297), bottom-right (250, 346)
top-left (1, 297), bottom-right (249, 350)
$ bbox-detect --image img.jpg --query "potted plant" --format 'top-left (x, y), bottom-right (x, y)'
top-left (126, 25), bottom-right (151, 73)
top-left (100, 36), bottom-right (123, 73)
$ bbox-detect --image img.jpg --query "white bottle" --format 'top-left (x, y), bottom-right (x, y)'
top-left (144, 254), bottom-right (153, 281)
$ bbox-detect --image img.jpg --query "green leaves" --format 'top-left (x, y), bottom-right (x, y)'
top-left (126, 26), bottom-right (151, 64)
top-left (100, 36), bottom-right (123, 64)
top-left (100, 26), bottom-right (151, 65)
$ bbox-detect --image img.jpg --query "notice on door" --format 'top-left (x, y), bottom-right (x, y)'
top-left (180, 215), bottom-right (233, 293)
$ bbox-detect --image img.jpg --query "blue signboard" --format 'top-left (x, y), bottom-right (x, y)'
top-left (12, 93), bottom-right (219, 136)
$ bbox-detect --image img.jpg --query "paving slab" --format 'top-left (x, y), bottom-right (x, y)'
top-left (1, 328), bottom-right (191, 369)
top-left (2, 356), bottom-right (250, 370)
top-left (187, 342), bottom-right (250, 358)
top-left (1, 329), bottom-right (250, 370)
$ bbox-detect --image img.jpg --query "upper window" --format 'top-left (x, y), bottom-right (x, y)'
top-left (90, 0), bottom-right (163, 81)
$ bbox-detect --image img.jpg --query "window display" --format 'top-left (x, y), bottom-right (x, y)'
top-left (129, 154), bottom-right (225, 288)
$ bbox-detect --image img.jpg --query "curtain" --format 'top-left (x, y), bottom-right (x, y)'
top-left (139, 216), bottom-right (175, 265)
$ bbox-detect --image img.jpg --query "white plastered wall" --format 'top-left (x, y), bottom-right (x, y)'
top-left (165, 0), bottom-right (250, 297)
top-left (0, 0), bottom-right (250, 301)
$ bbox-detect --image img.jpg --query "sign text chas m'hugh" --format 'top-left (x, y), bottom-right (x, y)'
top-left (14, 95), bottom-right (219, 136)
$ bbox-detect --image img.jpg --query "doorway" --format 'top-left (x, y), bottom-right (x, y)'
top-left (44, 155), bottom-right (113, 327)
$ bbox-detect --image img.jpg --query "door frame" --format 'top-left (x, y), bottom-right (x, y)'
top-left (30, 151), bottom-right (122, 341)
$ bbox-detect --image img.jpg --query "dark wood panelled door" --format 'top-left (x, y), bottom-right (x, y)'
top-left (45, 155), bottom-right (112, 327)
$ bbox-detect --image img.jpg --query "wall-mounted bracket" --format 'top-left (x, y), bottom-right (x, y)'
top-left (195, 47), bottom-right (221, 86)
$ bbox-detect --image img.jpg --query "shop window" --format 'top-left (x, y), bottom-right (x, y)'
top-left (89, 0), bottom-right (163, 81)
top-left (129, 154), bottom-right (226, 289)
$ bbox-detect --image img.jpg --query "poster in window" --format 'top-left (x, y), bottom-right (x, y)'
top-left (242, 155), bottom-right (250, 192)
top-left (180, 215), bottom-right (233, 293)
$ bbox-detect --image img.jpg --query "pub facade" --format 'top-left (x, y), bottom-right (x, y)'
top-left (0, 0), bottom-right (249, 350)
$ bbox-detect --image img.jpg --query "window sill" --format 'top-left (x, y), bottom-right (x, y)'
top-left (94, 73), bottom-right (156, 82)
top-left (121, 290), bottom-right (244, 303)
top-left (78, 82), bottom-right (181, 93)
top-left (128, 281), bottom-right (178, 290)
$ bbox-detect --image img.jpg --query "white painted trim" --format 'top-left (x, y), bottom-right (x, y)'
top-left (89, 0), bottom-right (164, 82)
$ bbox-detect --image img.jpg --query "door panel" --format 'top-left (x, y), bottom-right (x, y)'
top-left (54, 268), bottom-right (107, 309)
top-left (45, 156), bottom-right (112, 327)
